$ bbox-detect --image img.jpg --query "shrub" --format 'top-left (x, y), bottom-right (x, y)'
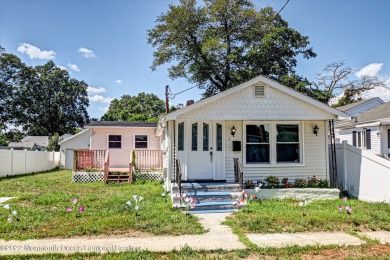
top-left (308, 175), bottom-right (319, 187)
top-left (84, 168), bottom-right (103, 172)
top-left (265, 175), bottom-right (280, 188)
top-left (318, 179), bottom-right (330, 188)
top-left (294, 178), bottom-right (307, 188)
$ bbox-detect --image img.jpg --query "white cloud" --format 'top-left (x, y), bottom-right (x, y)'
top-left (115, 80), bottom-right (122, 84)
top-left (363, 86), bottom-right (390, 101)
top-left (89, 95), bottom-right (113, 103)
top-left (79, 47), bottom-right (95, 58)
top-left (98, 106), bottom-right (109, 113)
top-left (87, 86), bottom-right (106, 94)
top-left (17, 43), bottom-right (56, 60)
top-left (67, 63), bottom-right (80, 72)
top-left (355, 63), bottom-right (383, 78)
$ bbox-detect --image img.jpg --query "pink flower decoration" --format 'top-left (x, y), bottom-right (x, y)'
top-left (78, 206), bottom-right (85, 212)
top-left (342, 196), bottom-right (348, 201)
top-left (66, 207), bottom-right (72, 213)
top-left (72, 198), bottom-right (78, 204)
top-left (338, 206), bottom-right (343, 211)
top-left (251, 195), bottom-right (256, 200)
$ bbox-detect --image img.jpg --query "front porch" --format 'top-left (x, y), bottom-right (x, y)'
top-left (72, 149), bottom-right (163, 184)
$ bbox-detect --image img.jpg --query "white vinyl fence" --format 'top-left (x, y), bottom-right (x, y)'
top-left (0, 149), bottom-right (60, 177)
top-left (330, 142), bottom-right (390, 203)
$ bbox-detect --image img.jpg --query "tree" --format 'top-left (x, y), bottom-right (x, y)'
top-left (16, 61), bottom-right (90, 136)
top-left (310, 61), bottom-right (386, 105)
top-left (47, 133), bottom-right (61, 152)
top-left (101, 93), bottom-right (165, 122)
top-left (0, 47), bottom-right (28, 130)
top-left (148, 0), bottom-right (316, 97)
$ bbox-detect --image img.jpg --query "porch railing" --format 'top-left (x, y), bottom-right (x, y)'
top-left (175, 159), bottom-right (182, 196)
top-left (73, 150), bottom-right (105, 171)
top-left (103, 150), bottom-right (110, 184)
top-left (133, 150), bottom-right (163, 171)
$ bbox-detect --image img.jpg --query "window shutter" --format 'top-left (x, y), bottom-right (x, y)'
top-left (365, 129), bottom-right (371, 150)
top-left (254, 86), bottom-right (265, 97)
top-left (352, 131), bottom-right (357, 147)
top-left (388, 129), bottom-right (390, 148)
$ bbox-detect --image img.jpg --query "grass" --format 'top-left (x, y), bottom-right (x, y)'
top-left (2, 244), bottom-right (390, 259)
top-left (224, 198), bottom-right (390, 234)
top-left (0, 169), bottom-right (204, 240)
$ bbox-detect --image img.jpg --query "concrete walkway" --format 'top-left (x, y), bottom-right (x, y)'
top-left (247, 232), bottom-right (364, 248)
top-left (0, 213), bottom-right (245, 255)
top-left (0, 197), bottom-right (15, 204)
top-left (0, 212), bottom-right (389, 255)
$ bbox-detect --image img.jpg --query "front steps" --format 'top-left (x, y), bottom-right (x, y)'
top-left (105, 168), bottom-right (131, 184)
top-left (171, 182), bottom-right (245, 213)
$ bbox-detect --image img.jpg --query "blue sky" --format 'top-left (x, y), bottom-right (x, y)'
top-left (1, 0), bottom-right (390, 119)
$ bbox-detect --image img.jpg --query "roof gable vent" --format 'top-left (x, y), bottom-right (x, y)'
top-left (254, 85), bottom-right (265, 97)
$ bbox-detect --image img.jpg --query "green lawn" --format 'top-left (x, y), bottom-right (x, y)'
top-left (0, 170), bottom-right (204, 240)
top-left (224, 198), bottom-right (390, 234)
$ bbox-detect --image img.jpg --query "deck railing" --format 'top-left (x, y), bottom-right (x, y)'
top-left (73, 150), bottom-right (105, 171)
top-left (103, 150), bottom-right (110, 184)
top-left (133, 150), bottom-right (163, 171)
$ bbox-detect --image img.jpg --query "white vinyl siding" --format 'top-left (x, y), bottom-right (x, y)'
top-left (338, 127), bottom-right (381, 155)
top-left (224, 120), bottom-right (328, 182)
top-left (59, 130), bottom-right (91, 169)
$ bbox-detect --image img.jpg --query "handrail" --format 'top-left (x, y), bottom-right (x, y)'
top-left (103, 150), bottom-right (110, 185)
top-left (175, 159), bottom-right (182, 196)
top-left (128, 151), bottom-right (133, 184)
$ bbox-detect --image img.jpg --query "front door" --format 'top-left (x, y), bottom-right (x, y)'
top-left (187, 121), bottom-right (213, 180)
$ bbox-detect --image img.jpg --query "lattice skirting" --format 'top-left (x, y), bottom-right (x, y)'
top-left (134, 171), bottom-right (163, 182)
top-left (72, 172), bottom-right (104, 182)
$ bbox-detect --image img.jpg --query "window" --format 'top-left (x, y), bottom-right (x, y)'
top-left (244, 122), bottom-right (302, 165)
top-left (192, 123), bottom-right (198, 151)
top-left (203, 123), bottom-right (209, 151)
top-left (178, 122), bottom-right (184, 151)
top-left (108, 135), bottom-right (122, 149)
top-left (216, 123), bottom-right (223, 151)
top-left (246, 124), bottom-right (270, 163)
top-left (135, 135), bottom-right (148, 149)
top-left (276, 125), bottom-right (300, 163)
top-left (352, 131), bottom-right (357, 147)
top-left (365, 129), bottom-right (371, 150)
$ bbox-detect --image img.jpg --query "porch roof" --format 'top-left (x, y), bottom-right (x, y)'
top-left (163, 75), bottom-right (349, 121)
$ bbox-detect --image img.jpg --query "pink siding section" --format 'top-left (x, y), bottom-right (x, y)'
top-left (90, 127), bottom-right (160, 167)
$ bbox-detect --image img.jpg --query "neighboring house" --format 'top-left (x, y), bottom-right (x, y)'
top-left (84, 121), bottom-right (161, 168)
top-left (158, 75), bottom-right (349, 185)
top-left (59, 130), bottom-right (91, 169)
top-left (335, 101), bottom-right (390, 157)
top-left (8, 136), bottom-right (49, 151)
top-left (336, 97), bottom-right (384, 117)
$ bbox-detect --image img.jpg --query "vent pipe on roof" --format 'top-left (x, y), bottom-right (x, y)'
top-left (186, 100), bottom-right (194, 106)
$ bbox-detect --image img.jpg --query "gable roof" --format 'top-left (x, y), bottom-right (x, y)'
top-left (164, 75), bottom-right (349, 120)
top-left (336, 97), bottom-right (384, 112)
top-left (85, 121), bottom-right (157, 128)
top-left (8, 142), bottom-right (36, 150)
top-left (59, 129), bottom-right (90, 145)
top-left (356, 102), bottom-right (390, 123)
top-left (21, 136), bottom-right (49, 147)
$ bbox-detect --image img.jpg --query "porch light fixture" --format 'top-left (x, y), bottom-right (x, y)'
top-left (313, 125), bottom-right (319, 136)
top-left (231, 126), bottom-right (236, 137)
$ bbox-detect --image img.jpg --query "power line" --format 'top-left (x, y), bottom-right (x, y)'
top-left (168, 85), bottom-right (198, 100)
top-left (277, 0), bottom-right (290, 15)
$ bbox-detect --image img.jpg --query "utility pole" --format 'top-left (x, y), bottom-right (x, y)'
top-left (165, 85), bottom-right (169, 114)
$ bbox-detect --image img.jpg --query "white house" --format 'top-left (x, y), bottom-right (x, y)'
top-left (158, 75), bottom-right (349, 186)
top-left (335, 101), bottom-right (390, 157)
top-left (59, 130), bottom-right (91, 169)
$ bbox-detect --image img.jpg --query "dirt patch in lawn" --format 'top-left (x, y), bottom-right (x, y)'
top-left (301, 245), bottom-right (390, 259)
top-left (70, 229), bottom-right (155, 239)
